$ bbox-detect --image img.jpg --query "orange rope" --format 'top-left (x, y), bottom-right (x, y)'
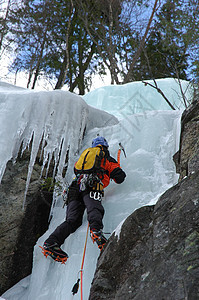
top-left (80, 222), bottom-right (90, 300)
top-left (79, 146), bottom-right (121, 298)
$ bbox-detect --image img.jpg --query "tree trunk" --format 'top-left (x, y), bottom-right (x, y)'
top-left (108, 0), bottom-right (120, 84)
top-left (31, 29), bottom-right (47, 89)
top-left (0, 0), bottom-right (11, 54)
top-left (54, 0), bottom-right (74, 90)
top-left (54, 52), bottom-right (69, 90)
top-left (27, 69), bottom-right (33, 88)
top-left (69, 43), bottom-right (96, 93)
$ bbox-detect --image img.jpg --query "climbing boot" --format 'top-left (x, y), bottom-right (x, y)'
top-left (40, 242), bottom-right (68, 264)
top-left (90, 229), bottom-right (107, 250)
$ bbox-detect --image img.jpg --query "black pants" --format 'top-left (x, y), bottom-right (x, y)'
top-left (45, 192), bottom-right (105, 246)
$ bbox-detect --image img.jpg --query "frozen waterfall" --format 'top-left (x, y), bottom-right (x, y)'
top-left (1, 78), bottom-right (192, 300)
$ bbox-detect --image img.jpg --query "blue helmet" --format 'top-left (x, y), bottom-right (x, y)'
top-left (92, 136), bottom-right (109, 148)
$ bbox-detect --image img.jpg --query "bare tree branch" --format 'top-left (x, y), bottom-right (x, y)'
top-left (124, 0), bottom-right (159, 83)
top-left (0, 0), bottom-right (11, 55)
top-left (142, 79), bottom-right (176, 110)
top-left (76, 0), bottom-right (121, 84)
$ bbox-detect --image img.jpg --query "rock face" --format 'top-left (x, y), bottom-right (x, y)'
top-left (0, 151), bottom-right (53, 295)
top-left (89, 99), bottom-right (199, 300)
top-left (174, 98), bottom-right (199, 180)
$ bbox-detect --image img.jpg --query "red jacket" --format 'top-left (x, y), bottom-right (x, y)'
top-left (74, 146), bottom-right (126, 189)
top-left (99, 155), bottom-right (126, 188)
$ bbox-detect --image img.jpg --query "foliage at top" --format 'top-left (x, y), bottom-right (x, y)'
top-left (0, 0), bottom-right (198, 93)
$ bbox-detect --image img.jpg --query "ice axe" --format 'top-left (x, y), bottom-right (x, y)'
top-left (117, 142), bottom-right (126, 165)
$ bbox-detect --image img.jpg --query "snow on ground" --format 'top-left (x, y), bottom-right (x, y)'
top-left (1, 79), bottom-right (191, 299)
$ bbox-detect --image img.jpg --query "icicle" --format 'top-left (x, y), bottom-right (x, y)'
top-left (23, 130), bottom-right (44, 209)
top-left (44, 152), bottom-right (52, 178)
top-left (0, 87), bottom-right (116, 213)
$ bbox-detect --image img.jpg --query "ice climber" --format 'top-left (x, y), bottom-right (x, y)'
top-left (42, 136), bottom-right (126, 263)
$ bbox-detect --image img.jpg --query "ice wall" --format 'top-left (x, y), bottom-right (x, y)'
top-left (0, 83), bottom-right (117, 207)
top-left (1, 79), bottom-right (188, 300)
top-left (2, 109), bottom-right (182, 300)
top-left (83, 78), bottom-right (192, 119)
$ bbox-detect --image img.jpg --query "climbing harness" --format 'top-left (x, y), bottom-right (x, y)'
top-left (78, 173), bottom-right (104, 194)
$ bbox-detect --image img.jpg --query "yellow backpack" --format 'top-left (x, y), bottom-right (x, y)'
top-left (74, 146), bottom-right (105, 174)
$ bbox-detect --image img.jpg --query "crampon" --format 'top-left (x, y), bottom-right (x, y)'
top-left (39, 246), bottom-right (68, 264)
top-left (90, 230), bottom-right (107, 251)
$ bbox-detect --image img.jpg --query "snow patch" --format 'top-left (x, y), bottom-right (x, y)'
top-left (113, 218), bottom-right (126, 240)
top-left (141, 271), bottom-right (150, 281)
top-left (192, 199), bottom-right (198, 206)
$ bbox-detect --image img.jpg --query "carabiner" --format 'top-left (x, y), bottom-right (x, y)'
top-left (90, 191), bottom-right (102, 201)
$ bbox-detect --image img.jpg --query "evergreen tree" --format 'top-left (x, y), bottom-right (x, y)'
top-left (0, 0), bottom-right (15, 57)
top-left (183, 0), bottom-right (199, 81)
top-left (5, 0), bottom-right (198, 90)
top-left (48, 0), bottom-right (98, 94)
top-left (8, 0), bottom-right (56, 88)
top-left (130, 0), bottom-right (199, 82)
top-left (130, 0), bottom-right (189, 81)
top-left (8, 0), bottom-right (99, 93)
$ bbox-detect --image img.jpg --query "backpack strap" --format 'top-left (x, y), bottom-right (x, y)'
top-left (81, 150), bottom-right (90, 170)
top-left (97, 145), bottom-right (107, 166)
